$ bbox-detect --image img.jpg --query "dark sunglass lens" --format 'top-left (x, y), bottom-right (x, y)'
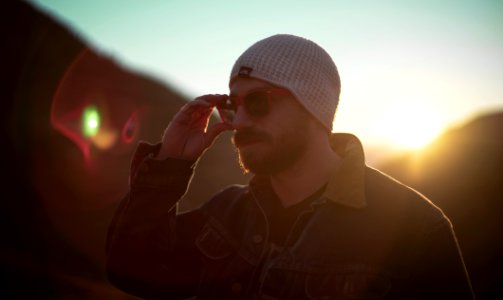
top-left (245, 91), bottom-right (269, 116)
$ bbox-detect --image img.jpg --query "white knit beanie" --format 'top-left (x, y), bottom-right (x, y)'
top-left (229, 34), bottom-right (341, 131)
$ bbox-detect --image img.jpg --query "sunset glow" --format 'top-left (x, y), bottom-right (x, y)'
top-left (34, 0), bottom-right (503, 161)
top-left (374, 102), bottom-right (443, 150)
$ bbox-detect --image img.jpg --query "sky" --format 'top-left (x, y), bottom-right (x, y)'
top-left (30, 0), bottom-right (503, 159)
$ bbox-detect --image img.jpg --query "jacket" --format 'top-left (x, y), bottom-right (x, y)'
top-left (106, 133), bottom-right (474, 299)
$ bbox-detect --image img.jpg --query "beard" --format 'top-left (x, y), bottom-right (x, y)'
top-left (232, 121), bottom-right (310, 175)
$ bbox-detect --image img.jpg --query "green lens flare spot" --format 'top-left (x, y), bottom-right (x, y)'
top-left (82, 105), bottom-right (100, 137)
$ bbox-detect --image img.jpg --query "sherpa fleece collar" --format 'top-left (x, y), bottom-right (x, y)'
top-left (323, 133), bottom-right (367, 209)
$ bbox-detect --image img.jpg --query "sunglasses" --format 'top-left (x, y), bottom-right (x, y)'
top-left (216, 88), bottom-right (291, 124)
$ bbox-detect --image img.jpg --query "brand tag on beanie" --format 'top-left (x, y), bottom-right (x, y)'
top-left (238, 66), bottom-right (253, 77)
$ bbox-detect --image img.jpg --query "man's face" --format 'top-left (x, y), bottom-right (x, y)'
top-left (229, 78), bottom-right (314, 174)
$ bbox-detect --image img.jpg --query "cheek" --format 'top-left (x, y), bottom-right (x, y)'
top-left (273, 108), bottom-right (313, 131)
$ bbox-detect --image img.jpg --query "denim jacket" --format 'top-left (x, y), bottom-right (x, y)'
top-left (106, 133), bottom-right (474, 299)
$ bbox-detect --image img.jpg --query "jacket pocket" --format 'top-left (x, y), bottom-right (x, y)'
top-left (195, 222), bottom-right (233, 260)
top-left (304, 267), bottom-right (391, 299)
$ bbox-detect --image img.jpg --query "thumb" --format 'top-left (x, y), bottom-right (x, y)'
top-left (204, 122), bottom-right (233, 148)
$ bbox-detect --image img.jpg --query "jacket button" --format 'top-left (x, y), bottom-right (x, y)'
top-left (252, 234), bottom-right (263, 244)
top-left (231, 283), bottom-right (242, 293)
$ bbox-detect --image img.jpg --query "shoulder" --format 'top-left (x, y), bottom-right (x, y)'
top-left (364, 166), bottom-right (451, 228)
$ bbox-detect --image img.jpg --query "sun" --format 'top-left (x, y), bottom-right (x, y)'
top-left (372, 102), bottom-right (444, 151)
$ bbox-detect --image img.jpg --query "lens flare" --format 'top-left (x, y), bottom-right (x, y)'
top-left (82, 105), bottom-right (100, 137)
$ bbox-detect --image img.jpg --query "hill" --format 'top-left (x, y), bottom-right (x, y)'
top-left (380, 111), bottom-right (503, 299)
top-left (1, 1), bottom-right (247, 298)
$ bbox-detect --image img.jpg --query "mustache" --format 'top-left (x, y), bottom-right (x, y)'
top-left (233, 128), bottom-right (272, 146)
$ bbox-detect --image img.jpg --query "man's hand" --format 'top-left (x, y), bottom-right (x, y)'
top-left (155, 94), bottom-right (232, 160)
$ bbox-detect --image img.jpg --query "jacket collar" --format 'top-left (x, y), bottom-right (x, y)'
top-left (322, 133), bottom-right (367, 209)
top-left (251, 133), bottom-right (368, 209)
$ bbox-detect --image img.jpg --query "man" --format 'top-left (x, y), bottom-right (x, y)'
top-left (106, 34), bottom-right (474, 299)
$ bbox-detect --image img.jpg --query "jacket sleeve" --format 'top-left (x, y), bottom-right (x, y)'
top-left (410, 216), bottom-right (475, 300)
top-left (106, 142), bottom-right (207, 299)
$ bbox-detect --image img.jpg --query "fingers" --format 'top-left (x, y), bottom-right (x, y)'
top-left (205, 122), bottom-right (233, 147)
top-left (175, 94), bottom-right (228, 126)
top-left (201, 122), bottom-right (232, 151)
top-left (194, 94), bottom-right (228, 105)
top-left (159, 95), bottom-right (232, 160)
top-left (183, 94), bottom-right (228, 111)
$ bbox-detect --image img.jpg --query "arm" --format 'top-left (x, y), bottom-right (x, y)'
top-left (410, 218), bottom-right (475, 300)
top-left (106, 95), bottom-right (232, 299)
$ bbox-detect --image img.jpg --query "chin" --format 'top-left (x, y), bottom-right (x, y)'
top-left (238, 149), bottom-right (268, 174)
top-left (238, 151), bottom-right (287, 175)
top-left (237, 142), bottom-right (267, 159)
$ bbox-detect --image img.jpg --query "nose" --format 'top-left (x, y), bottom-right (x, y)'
top-left (231, 106), bottom-right (253, 130)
